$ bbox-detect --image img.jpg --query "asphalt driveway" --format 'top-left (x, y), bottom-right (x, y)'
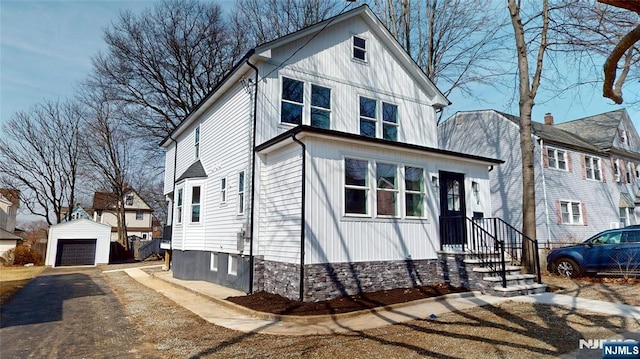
top-left (0, 267), bottom-right (157, 359)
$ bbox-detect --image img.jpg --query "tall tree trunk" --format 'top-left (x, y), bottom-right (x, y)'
top-left (508, 0), bottom-right (549, 273)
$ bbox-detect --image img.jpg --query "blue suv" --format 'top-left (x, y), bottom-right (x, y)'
top-left (547, 226), bottom-right (640, 277)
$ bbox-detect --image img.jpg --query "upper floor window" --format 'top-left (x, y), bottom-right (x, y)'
top-left (359, 97), bottom-right (398, 141)
top-left (619, 128), bottom-right (629, 144)
top-left (311, 85), bottom-right (331, 129)
top-left (176, 189), bottom-right (183, 224)
top-left (194, 125), bottom-right (200, 159)
top-left (237, 171), bottom-right (245, 215)
top-left (627, 162), bottom-right (633, 183)
top-left (585, 156), bottom-right (601, 181)
top-left (560, 201), bottom-right (582, 225)
top-left (547, 147), bottom-right (567, 170)
top-left (614, 159), bottom-right (621, 182)
top-left (191, 186), bottom-right (201, 223)
top-left (136, 210), bottom-right (143, 220)
top-left (126, 195), bottom-right (134, 206)
top-left (281, 77), bottom-right (303, 125)
top-left (281, 78), bottom-right (332, 129)
top-left (353, 36), bottom-right (366, 61)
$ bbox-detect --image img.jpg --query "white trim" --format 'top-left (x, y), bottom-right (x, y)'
top-left (228, 254), bottom-right (238, 276)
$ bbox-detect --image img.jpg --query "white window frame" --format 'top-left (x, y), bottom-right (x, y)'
top-left (191, 185), bottom-right (201, 223)
top-left (614, 159), bottom-right (621, 182)
top-left (560, 200), bottom-right (582, 225)
top-left (585, 156), bottom-right (601, 181)
top-left (194, 125), bottom-right (200, 160)
top-left (228, 255), bottom-right (238, 276)
top-left (280, 76), bottom-right (332, 129)
top-left (126, 194), bottom-right (134, 206)
top-left (404, 166), bottom-right (426, 218)
top-left (376, 162), bottom-right (399, 217)
top-left (210, 252), bottom-right (218, 272)
top-left (220, 177), bottom-right (227, 204)
top-left (627, 162), bottom-right (633, 183)
top-left (343, 157), bottom-right (427, 219)
top-left (547, 147), bottom-right (567, 170)
top-left (358, 96), bottom-right (399, 141)
top-left (237, 171), bottom-right (246, 215)
top-left (352, 35), bottom-right (367, 62)
top-left (176, 188), bottom-right (183, 224)
top-left (344, 158), bottom-right (370, 216)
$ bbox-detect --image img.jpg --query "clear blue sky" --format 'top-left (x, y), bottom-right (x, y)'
top-left (0, 0), bottom-right (636, 128)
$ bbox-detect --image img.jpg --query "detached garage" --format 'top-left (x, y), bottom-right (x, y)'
top-left (46, 219), bottom-right (111, 267)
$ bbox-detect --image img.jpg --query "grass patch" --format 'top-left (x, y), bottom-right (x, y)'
top-left (0, 266), bottom-right (46, 306)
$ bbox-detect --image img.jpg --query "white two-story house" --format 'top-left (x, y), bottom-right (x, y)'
top-left (162, 5), bottom-right (501, 301)
top-left (439, 109), bottom-right (640, 247)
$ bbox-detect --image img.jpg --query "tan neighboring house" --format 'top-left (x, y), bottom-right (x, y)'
top-left (0, 189), bottom-right (21, 258)
top-left (92, 185), bottom-right (154, 242)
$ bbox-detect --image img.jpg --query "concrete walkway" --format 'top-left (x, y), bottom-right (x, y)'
top-left (121, 268), bottom-right (640, 336)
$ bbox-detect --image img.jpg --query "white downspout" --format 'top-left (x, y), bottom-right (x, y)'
top-left (538, 137), bottom-right (551, 248)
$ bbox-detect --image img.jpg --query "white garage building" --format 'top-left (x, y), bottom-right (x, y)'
top-left (46, 219), bottom-right (111, 267)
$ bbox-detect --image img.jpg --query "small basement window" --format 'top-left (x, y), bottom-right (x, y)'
top-left (353, 36), bottom-right (366, 61)
top-left (228, 255), bottom-right (238, 275)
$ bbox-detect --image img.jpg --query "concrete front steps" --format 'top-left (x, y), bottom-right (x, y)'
top-left (465, 257), bottom-right (547, 297)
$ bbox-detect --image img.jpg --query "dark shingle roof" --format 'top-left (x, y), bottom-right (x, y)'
top-left (554, 109), bottom-right (627, 150)
top-left (495, 111), bottom-right (603, 153)
top-left (176, 161), bottom-right (208, 182)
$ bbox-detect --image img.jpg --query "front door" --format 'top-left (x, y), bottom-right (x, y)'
top-left (439, 171), bottom-right (466, 249)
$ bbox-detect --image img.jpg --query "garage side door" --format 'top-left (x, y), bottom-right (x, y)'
top-left (55, 239), bottom-right (97, 266)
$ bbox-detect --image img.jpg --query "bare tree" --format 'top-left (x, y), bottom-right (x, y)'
top-left (371, 0), bottom-right (507, 110)
top-left (90, 0), bottom-right (243, 145)
top-left (231, 0), bottom-right (345, 45)
top-left (596, 0), bottom-right (640, 104)
top-left (0, 100), bottom-right (83, 225)
top-left (507, 0), bottom-right (551, 271)
top-left (79, 86), bottom-right (139, 251)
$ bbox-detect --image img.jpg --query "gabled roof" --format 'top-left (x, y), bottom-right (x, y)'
top-left (554, 109), bottom-right (629, 150)
top-left (494, 111), bottom-right (603, 154)
top-left (0, 227), bottom-right (20, 240)
top-left (176, 160), bottom-right (208, 182)
top-left (160, 4), bottom-right (449, 147)
top-left (92, 187), bottom-right (153, 211)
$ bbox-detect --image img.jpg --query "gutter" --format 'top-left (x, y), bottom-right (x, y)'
top-left (291, 133), bottom-right (306, 302)
top-left (246, 59), bottom-right (259, 294)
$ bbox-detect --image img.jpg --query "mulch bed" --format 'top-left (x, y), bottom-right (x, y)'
top-left (227, 284), bottom-right (467, 316)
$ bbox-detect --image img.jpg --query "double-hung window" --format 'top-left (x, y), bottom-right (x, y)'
top-left (176, 189), bottom-right (183, 224)
top-left (560, 201), bottom-right (582, 224)
top-left (376, 163), bottom-right (398, 216)
top-left (353, 36), bottom-right (366, 61)
top-left (136, 210), bottom-right (143, 220)
top-left (547, 147), bottom-right (567, 170)
top-left (281, 78), bottom-right (332, 128)
top-left (237, 171), bottom-right (245, 215)
top-left (220, 177), bottom-right (227, 203)
top-left (585, 156), bottom-right (601, 181)
top-left (405, 167), bottom-right (425, 217)
top-left (359, 97), bottom-right (398, 141)
top-left (191, 186), bottom-right (201, 223)
top-left (311, 85), bottom-right (331, 129)
top-left (126, 195), bottom-right (134, 206)
top-left (194, 125), bottom-right (200, 159)
top-left (281, 77), bottom-right (304, 125)
top-left (344, 158), bottom-right (369, 215)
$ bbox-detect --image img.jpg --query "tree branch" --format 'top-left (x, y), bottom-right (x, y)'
top-left (602, 23), bottom-right (640, 104)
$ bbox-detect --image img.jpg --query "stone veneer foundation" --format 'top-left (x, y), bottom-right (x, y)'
top-left (254, 257), bottom-right (445, 302)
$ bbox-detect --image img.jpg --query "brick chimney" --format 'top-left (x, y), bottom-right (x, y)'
top-left (544, 113), bottom-right (554, 126)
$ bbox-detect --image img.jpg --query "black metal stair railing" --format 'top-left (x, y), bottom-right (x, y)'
top-left (440, 216), bottom-right (542, 288)
top-left (468, 217), bottom-right (542, 284)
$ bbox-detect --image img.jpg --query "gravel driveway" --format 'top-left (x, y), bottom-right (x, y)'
top-left (104, 270), bottom-right (640, 359)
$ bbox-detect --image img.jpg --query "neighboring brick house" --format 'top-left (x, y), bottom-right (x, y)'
top-left (92, 185), bottom-right (154, 242)
top-left (439, 109), bottom-right (639, 246)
